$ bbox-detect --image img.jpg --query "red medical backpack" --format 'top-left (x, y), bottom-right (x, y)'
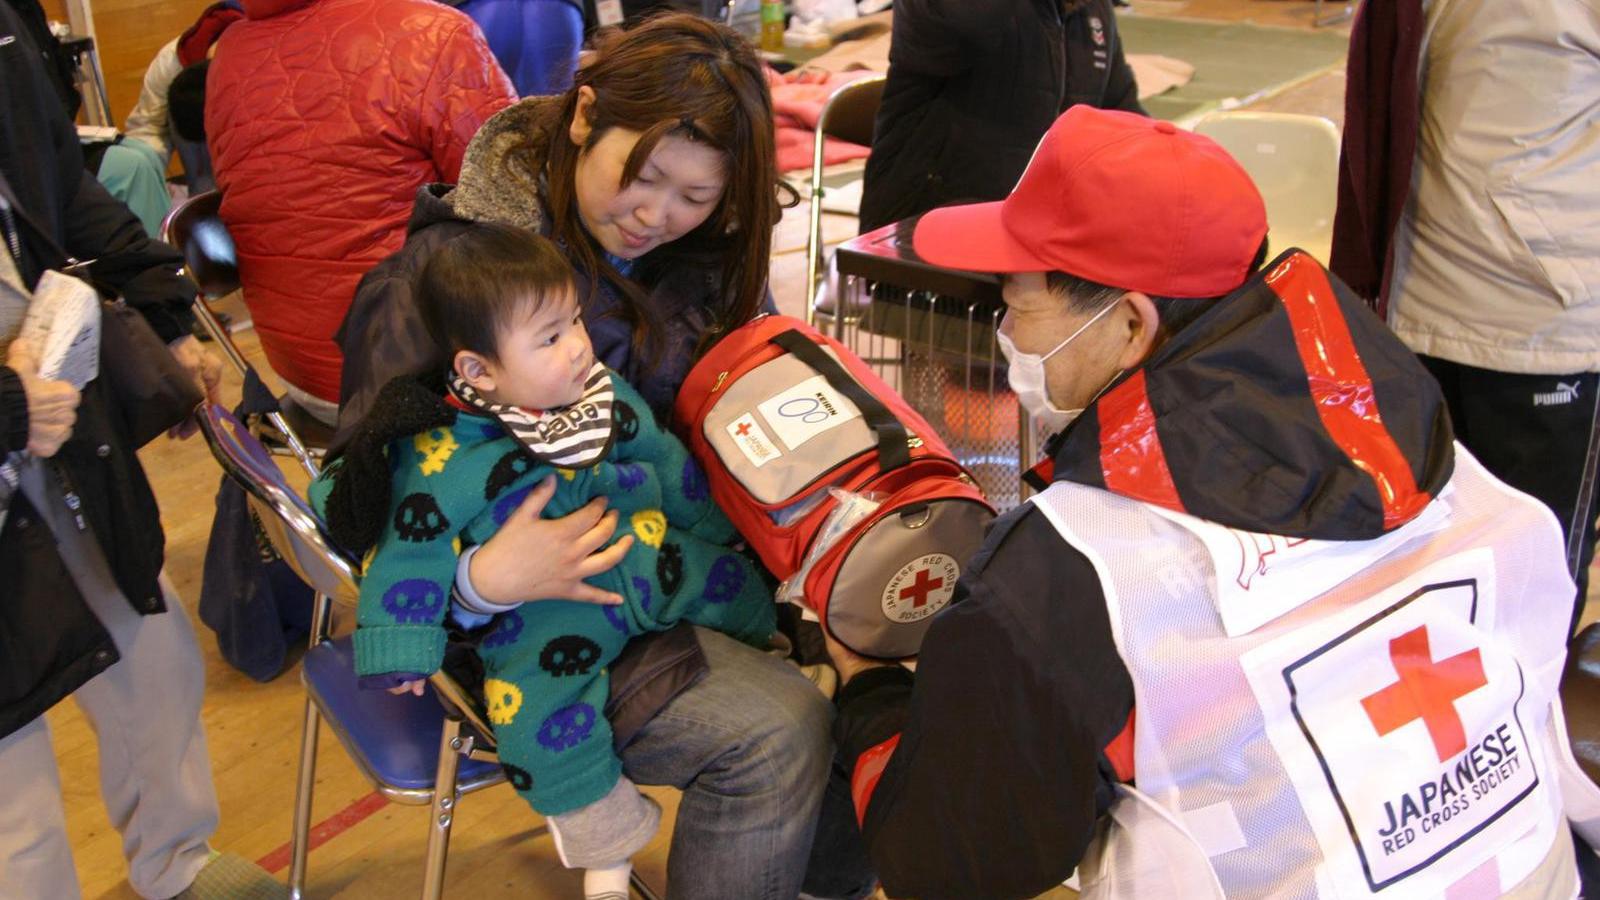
top-left (673, 314), bottom-right (995, 658)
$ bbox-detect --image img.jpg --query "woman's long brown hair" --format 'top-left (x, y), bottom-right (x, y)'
top-left (536, 13), bottom-right (780, 371)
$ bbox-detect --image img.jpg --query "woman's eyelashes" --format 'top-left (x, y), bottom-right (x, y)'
top-left (631, 170), bottom-right (716, 208)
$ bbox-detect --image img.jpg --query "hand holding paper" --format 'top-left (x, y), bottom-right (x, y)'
top-left (6, 337), bottom-right (79, 458)
top-left (19, 270), bottom-right (100, 390)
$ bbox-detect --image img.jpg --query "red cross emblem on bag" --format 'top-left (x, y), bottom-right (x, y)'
top-left (880, 554), bottom-right (959, 624)
top-left (898, 569), bottom-right (944, 608)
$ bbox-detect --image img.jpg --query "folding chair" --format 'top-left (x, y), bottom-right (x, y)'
top-left (161, 191), bottom-right (332, 471)
top-left (1193, 111), bottom-right (1341, 266)
top-left (195, 403), bottom-right (662, 899)
top-left (804, 74), bottom-right (887, 326)
top-left (59, 34), bottom-right (115, 127)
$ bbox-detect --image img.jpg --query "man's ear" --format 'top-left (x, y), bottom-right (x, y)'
top-left (455, 350), bottom-right (497, 394)
top-left (1117, 292), bottom-right (1162, 370)
top-left (568, 85), bottom-right (597, 147)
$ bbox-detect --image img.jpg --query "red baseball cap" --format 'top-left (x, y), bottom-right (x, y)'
top-left (913, 106), bottom-right (1268, 298)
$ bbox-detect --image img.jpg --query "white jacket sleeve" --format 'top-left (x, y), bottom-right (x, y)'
top-left (121, 38), bottom-right (182, 163)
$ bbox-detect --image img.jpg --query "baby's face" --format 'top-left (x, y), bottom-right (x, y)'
top-left (480, 286), bottom-right (594, 411)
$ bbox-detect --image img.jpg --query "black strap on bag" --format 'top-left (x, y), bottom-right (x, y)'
top-left (771, 329), bottom-right (911, 472)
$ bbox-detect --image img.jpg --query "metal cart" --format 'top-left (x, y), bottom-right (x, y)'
top-left (819, 218), bottom-right (1046, 513)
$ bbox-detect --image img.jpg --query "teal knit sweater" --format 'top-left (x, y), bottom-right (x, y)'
top-left (310, 371), bottom-right (776, 813)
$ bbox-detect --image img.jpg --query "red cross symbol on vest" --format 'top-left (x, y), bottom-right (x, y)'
top-left (1360, 625), bottom-right (1488, 763)
top-left (899, 569), bottom-right (944, 608)
top-left (736, 422), bottom-right (752, 436)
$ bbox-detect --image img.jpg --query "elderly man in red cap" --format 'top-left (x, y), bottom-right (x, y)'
top-left (818, 106), bottom-right (1595, 900)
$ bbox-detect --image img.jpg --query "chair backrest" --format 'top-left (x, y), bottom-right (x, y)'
top-left (806, 74), bottom-right (889, 325)
top-left (1193, 111), bottom-right (1340, 266)
top-left (819, 74), bottom-right (887, 147)
top-left (196, 402), bottom-right (359, 607)
top-left (159, 190), bottom-right (240, 300)
top-left (197, 402), bottom-right (500, 742)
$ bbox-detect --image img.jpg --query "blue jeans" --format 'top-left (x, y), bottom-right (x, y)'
top-left (620, 627), bottom-right (833, 899)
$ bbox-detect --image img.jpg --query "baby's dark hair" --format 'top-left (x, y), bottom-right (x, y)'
top-left (416, 223), bottom-right (577, 364)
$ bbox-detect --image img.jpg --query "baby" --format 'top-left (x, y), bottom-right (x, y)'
top-left (314, 223), bottom-right (776, 898)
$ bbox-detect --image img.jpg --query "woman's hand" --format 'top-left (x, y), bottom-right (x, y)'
top-left (6, 338), bottom-right (80, 458)
top-left (822, 624), bottom-right (900, 688)
top-left (468, 475), bottom-right (634, 606)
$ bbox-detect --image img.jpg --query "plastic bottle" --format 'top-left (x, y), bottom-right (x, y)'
top-left (760, 0), bottom-right (785, 52)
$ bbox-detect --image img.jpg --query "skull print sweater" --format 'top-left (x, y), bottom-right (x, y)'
top-left (311, 368), bottom-right (776, 814)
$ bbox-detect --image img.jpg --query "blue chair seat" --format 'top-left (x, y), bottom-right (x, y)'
top-left (302, 637), bottom-right (502, 793)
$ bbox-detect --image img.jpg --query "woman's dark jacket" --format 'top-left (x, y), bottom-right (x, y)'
top-left (858, 0), bottom-right (1144, 234)
top-left (1, 2), bottom-right (198, 740)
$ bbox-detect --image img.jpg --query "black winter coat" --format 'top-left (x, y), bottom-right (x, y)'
top-left (858, 0), bottom-right (1144, 234)
top-left (0, 3), bottom-right (198, 740)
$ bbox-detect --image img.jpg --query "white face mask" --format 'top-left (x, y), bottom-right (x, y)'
top-left (998, 300), bottom-right (1121, 434)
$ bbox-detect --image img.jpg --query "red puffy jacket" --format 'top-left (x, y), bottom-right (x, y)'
top-left (208, 0), bottom-right (515, 403)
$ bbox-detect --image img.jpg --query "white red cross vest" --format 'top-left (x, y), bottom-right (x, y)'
top-left (1031, 445), bottom-right (1600, 899)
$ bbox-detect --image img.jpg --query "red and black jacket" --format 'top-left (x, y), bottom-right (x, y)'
top-left (830, 251), bottom-right (1454, 900)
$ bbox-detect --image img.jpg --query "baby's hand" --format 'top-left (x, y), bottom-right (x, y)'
top-left (388, 679), bottom-right (427, 697)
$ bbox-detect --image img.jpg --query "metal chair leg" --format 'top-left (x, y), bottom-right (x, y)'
top-left (1313, 0), bottom-right (1355, 27)
top-left (287, 695), bottom-right (321, 899)
top-left (192, 297), bottom-right (250, 378)
top-left (191, 297), bottom-right (321, 478)
top-left (422, 717), bottom-right (465, 900)
top-left (629, 871), bottom-right (663, 900)
top-left (289, 591), bottom-right (335, 899)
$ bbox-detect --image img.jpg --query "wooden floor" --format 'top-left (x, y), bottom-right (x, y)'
top-left (41, 2), bottom-right (1391, 898)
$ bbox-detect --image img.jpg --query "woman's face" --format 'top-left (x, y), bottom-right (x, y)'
top-left (569, 96), bottom-right (728, 260)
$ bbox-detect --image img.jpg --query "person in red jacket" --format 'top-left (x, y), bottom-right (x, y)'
top-left (206, 0), bottom-right (516, 421)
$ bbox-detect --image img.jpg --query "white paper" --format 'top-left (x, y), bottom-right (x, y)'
top-left (21, 270), bottom-right (101, 389)
top-left (756, 374), bottom-right (862, 452)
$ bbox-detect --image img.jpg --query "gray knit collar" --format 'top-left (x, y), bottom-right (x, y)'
top-left (447, 96), bottom-right (560, 233)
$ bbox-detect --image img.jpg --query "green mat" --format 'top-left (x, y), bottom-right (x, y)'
top-left (1116, 14), bottom-right (1349, 122)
